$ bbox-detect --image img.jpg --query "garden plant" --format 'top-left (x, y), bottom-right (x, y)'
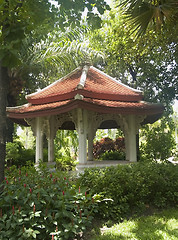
top-left (0, 164), bottom-right (98, 240)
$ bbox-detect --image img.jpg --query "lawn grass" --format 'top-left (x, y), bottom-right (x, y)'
top-left (88, 208), bottom-right (178, 240)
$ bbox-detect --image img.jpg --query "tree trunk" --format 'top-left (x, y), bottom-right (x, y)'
top-left (0, 61), bottom-right (8, 187)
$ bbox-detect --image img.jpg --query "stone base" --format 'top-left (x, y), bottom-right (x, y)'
top-left (76, 160), bottom-right (132, 172)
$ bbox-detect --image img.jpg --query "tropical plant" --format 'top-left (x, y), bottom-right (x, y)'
top-left (118, 0), bottom-right (178, 36)
top-left (0, 165), bottom-right (100, 239)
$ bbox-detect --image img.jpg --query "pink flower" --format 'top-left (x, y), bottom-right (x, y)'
top-left (33, 204), bottom-right (35, 213)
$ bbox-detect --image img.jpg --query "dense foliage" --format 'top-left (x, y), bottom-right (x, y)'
top-left (0, 165), bottom-right (98, 239)
top-left (89, 9), bottom-right (177, 113)
top-left (78, 162), bottom-right (178, 221)
top-left (140, 118), bottom-right (176, 161)
top-left (93, 137), bottom-right (125, 160)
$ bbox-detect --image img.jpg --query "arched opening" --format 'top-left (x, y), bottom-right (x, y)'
top-left (60, 121), bottom-right (75, 130)
top-left (93, 120), bottom-right (125, 161)
top-left (54, 121), bottom-right (78, 170)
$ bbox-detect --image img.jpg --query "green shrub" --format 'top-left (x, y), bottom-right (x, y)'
top-left (93, 137), bottom-right (125, 159)
top-left (0, 165), bottom-right (98, 239)
top-left (6, 141), bottom-right (35, 167)
top-left (78, 162), bottom-right (178, 221)
top-left (100, 150), bottom-right (125, 160)
top-left (140, 118), bottom-right (176, 161)
top-left (55, 156), bottom-right (77, 171)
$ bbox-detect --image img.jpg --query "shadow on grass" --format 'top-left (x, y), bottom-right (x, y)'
top-left (88, 208), bottom-right (178, 240)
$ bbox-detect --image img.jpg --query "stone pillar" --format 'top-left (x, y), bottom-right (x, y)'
top-left (77, 109), bottom-right (87, 164)
top-left (35, 117), bottom-right (43, 164)
top-left (48, 138), bottom-right (54, 162)
top-left (88, 129), bottom-right (96, 161)
top-left (127, 115), bottom-right (137, 162)
top-left (47, 117), bottom-right (55, 163)
top-left (124, 133), bottom-right (130, 161)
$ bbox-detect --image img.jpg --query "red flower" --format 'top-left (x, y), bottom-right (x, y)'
top-left (50, 174), bottom-right (52, 178)
top-left (62, 191), bottom-right (65, 195)
top-left (53, 178), bottom-right (56, 183)
top-left (24, 184), bottom-right (26, 188)
top-left (6, 180), bottom-right (8, 184)
top-left (64, 177), bottom-right (66, 180)
top-left (85, 192), bottom-right (87, 197)
top-left (4, 177), bottom-right (7, 180)
top-left (12, 206), bottom-right (15, 215)
top-left (30, 188), bottom-right (32, 194)
top-left (26, 173), bottom-right (28, 177)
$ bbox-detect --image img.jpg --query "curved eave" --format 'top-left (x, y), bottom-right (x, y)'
top-left (27, 89), bottom-right (143, 105)
top-left (7, 99), bottom-right (164, 121)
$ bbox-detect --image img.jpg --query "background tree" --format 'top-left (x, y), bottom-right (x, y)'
top-left (89, 9), bottom-right (177, 114)
top-left (0, 0), bottom-right (110, 185)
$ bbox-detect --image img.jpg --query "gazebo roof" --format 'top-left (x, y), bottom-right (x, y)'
top-left (7, 65), bottom-right (164, 125)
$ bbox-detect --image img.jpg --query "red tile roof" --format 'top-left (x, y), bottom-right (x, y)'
top-left (7, 65), bottom-right (164, 123)
top-left (26, 66), bottom-right (143, 104)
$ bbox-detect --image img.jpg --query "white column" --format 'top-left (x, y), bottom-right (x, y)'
top-left (77, 109), bottom-right (87, 164)
top-left (35, 117), bottom-right (43, 164)
top-left (48, 138), bottom-right (54, 162)
top-left (47, 117), bottom-right (55, 163)
top-left (127, 115), bottom-right (137, 162)
top-left (124, 133), bottom-right (130, 161)
top-left (88, 129), bottom-right (96, 161)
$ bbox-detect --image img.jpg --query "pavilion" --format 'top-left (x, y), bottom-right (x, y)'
top-left (6, 65), bottom-right (164, 168)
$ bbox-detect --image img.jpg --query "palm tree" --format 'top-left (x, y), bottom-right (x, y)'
top-left (118, 0), bottom-right (178, 36)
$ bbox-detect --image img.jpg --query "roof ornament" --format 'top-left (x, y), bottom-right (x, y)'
top-left (77, 65), bottom-right (90, 89)
top-left (74, 94), bottom-right (84, 100)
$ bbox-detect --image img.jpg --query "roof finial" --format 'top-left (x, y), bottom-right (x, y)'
top-left (77, 65), bottom-right (90, 89)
